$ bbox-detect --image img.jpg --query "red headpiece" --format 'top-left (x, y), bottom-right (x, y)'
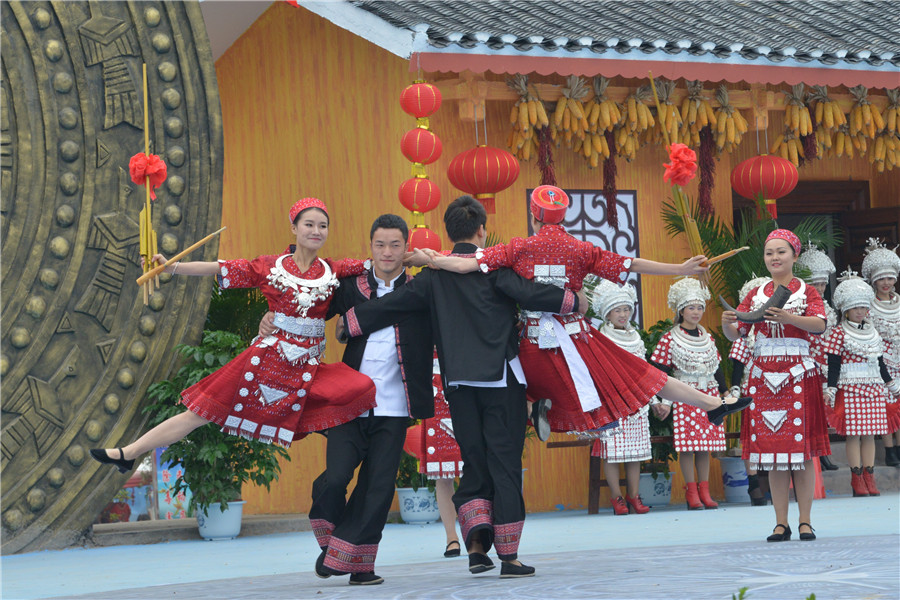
top-left (289, 197), bottom-right (328, 224)
top-left (530, 185), bottom-right (569, 224)
top-left (765, 228), bottom-right (801, 255)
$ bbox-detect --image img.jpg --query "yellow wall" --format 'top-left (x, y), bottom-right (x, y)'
top-left (215, 3), bottom-right (897, 515)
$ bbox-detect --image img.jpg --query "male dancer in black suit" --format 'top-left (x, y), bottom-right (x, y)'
top-left (342, 196), bottom-right (586, 578)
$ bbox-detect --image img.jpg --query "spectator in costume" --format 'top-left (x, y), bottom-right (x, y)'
top-left (861, 238), bottom-right (900, 467)
top-left (823, 272), bottom-right (900, 498)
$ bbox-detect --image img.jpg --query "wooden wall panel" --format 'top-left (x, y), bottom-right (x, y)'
top-left (215, 5), bottom-right (893, 515)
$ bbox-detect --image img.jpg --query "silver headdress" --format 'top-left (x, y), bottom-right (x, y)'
top-left (591, 279), bottom-right (638, 321)
top-left (832, 269), bottom-right (875, 313)
top-left (667, 277), bottom-right (710, 315)
top-left (795, 242), bottom-right (836, 284)
top-left (739, 274), bottom-right (770, 303)
top-left (861, 237), bottom-right (900, 284)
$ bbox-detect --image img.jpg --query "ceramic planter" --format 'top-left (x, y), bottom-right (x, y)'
top-left (197, 500), bottom-right (246, 540)
top-left (396, 487), bottom-right (440, 524)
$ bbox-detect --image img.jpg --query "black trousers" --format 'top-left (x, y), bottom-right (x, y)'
top-left (308, 415), bottom-right (408, 573)
top-left (445, 366), bottom-right (527, 560)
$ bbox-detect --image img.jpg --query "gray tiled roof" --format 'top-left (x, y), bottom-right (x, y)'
top-left (350, 0), bottom-right (900, 68)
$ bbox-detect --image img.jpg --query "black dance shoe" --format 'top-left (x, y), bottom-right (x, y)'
top-left (444, 540), bottom-right (461, 558)
top-left (707, 396), bottom-right (752, 426)
top-left (531, 399), bottom-right (552, 442)
top-left (468, 552), bottom-right (495, 574)
top-left (315, 550), bottom-right (348, 578)
top-left (349, 572), bottom-right (384, 585)
top-left (500, 561), bottom-right (536, 578)
top-left (798, 522), bottom-right (816, 541)
top-left (766, 524), bottom-right (792, 542)
top-left (820, 455), bottom-right (839, 471)
top-left (89, 448), bottom-right (135, 474)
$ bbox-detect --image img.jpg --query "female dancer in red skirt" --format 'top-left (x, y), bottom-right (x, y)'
top-left (722, 229), bottom-right (830, 542)
top-left (419, 186), bottom-right (750, 437)
top-left (91, 198), bottom-right (376, 472)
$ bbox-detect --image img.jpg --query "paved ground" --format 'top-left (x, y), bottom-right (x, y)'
top-left (2, 494), bottom-right (898, 600)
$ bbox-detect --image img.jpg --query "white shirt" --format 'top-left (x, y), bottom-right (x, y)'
top-left (448, 356), bottom-right (527, 389)
top-left (359, 272), bottom-right (408, 417)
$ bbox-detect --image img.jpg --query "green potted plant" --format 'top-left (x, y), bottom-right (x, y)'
top-left (395, 449), bottom-right (439, 524)
top-left (143, 287), bottom-right (290, 539)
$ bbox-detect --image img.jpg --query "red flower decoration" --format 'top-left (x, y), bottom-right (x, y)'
top-left (663, 143), bottom-right (698, 187)
top-left (129, 152), bottom-right (167, 200)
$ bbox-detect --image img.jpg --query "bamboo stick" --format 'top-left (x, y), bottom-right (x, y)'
top-left (705, 246), bottom-right (750, 266)
top-left (136, 227), bottom-right (227, 286)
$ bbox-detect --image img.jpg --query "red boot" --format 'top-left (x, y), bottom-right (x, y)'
top-left (684, 482), bottom-right (704, 510)
top-left (697, 481), bottom-right (719, 509)
top-left (862, 466), bottom-right (881, 496)
top-left (850, 467), bottom-right (869, 497)
top-left (611, 496), bottom-right (629, 515)
top-left (625, 494), bottom-right (650, 514)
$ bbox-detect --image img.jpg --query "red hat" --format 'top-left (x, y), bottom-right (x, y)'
top-left (289, 197), bottom-right (328, 224)
top-left (530, 185), bottom-right (569, 224)
top-left (765, 228), bottom-right (801, 255)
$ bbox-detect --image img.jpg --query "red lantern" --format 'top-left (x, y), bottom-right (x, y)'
top-left (730, 155), bottom-right (798, 219)
top-left (401, 128), bottom-right (442, 165)
top-left (409, 227), bottom-right (442, 252)
top-left (400, 82), bottom-right (442, 119)
top-left (447, 145), bottom-right (520, 214)
top-left (399, 177), bottom-right (441, 213)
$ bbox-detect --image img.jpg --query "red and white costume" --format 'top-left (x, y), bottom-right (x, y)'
top-left (823, 322), bottom-right (894, 435)
top-left (592, 321), bottom-right (652, 461)
top-left (651, 326), bottom-right (726, 452)
top-left (475, 225), bottom-right (665, 432)
top-left (871, 295), bottom-right (900, 382)
top-left (405, 351), bottom-right (463, 479)
top-left (180, 253), bottom-right (376, 446)
top-left (736, 278), bottom-right (831, 470)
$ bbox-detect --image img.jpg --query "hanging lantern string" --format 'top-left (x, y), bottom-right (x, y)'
top-left (473, 104), bottom-right (480, 145)
top-left (481, 108), bottom-right (488, 147)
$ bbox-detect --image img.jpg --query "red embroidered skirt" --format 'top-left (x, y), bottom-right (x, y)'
top-left (519, 328), bottom-right (667, 432)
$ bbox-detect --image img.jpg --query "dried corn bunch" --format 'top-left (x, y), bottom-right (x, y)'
top-left (679, 80), bottom-right (717, 148)
top-left (869, 131), bottom-right (898, 172)
top-left (831, 123), bottom-right (856, 159)
top-left (506, 75), bottom-right (548, 161)
top-left (884, 89), bottom-right (900, 136)
top-left (611, 85), bottom-right (654, 163)
top-left (849, 85), bottom-right (885, 140)
top-left (651, 78), bottom-right (683, 145)
top-left (782, 84), bottom-right (814, 137)
top-left (713, 85), bottom-right (748, 153)
top-left (809, 85), bottom-right (846, 133)
top-left (553, 75), bottom-right (590, 148)
top-left (585, 76), bottom-right (623, 134)
top-left (771, 128), bottom-right (805, 167)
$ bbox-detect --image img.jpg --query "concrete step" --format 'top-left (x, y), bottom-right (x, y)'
top-left (821, 440), bottom-right (900, 496)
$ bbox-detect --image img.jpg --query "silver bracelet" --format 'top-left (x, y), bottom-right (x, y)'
top-left (171, 262), bottom-right (178, 275)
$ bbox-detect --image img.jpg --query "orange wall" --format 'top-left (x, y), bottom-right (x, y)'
top-left (215, 3), bottom-right (895, 514)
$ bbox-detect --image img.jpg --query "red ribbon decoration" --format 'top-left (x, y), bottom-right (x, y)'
top-left (129, 153), bottom-right (167, 200)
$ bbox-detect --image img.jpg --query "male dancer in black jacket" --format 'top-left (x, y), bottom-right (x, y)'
top-left (262, 215), bottom-right (433, 585)
top-left (343, 196), bottom-right (586, 578)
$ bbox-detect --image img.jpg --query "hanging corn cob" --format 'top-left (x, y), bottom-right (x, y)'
top-left (877, 89), bottom-right (900, 171)
top-left (770, 128), bottom-right (805, 167)
top-left (587, 76), bottom-right (622, 133)
top-left (870, 130), bottom-right (898, 172)
top-left (652, 78), bottom-right (683, 145)
top-left (782, 84), bottom-right (814, 137)
top-left (849, 85), bottom-right (884, 142)
top-left (713, 85), bottom-right (748, 154)
top-left (553, 75), bottom-right (590, 151)
top-left (506, 74), bottom-right (548, 162)
top-left (808, 86), bottom-right (838, 156)
top-left (884, 89), bottom-right (900, 137)
top-left (680, 81), bottom-right (717, 148)
top-left (614, 85), bottom-right (654, 162)
top-left (832, 123), bottom-right (856, 159)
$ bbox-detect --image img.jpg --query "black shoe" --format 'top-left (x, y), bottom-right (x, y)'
top-left (885, 446), bottom-right (900, 467)
top-left (89, 448), bottom-right (135, 474)
top-left (766, 524), bottom-right (792, 542)
top-left (349, 572), bottom-right (384, 585)
top-left (531, 399), bottom-right (552, 442)
top-left (500, 561), bottom-right (535, 578)
top-left (707, 396), bottom-right (752, 426)
top-left (798, 522), bottom-right (816, 541)
top-left (444, 540), bottom-right (461, 558)
top-left (315, 550), bottom-right (347, 579)
top-left (820, 455), bottom-right (839, 471)
top-left (468, 552), bottom-right (495, 574)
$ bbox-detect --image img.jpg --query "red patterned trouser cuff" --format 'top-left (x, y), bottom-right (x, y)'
top-left (457, 498), bottom-right (493, 544)
top-left (310, 518), bottom-right (335, 549)
top-left (494, 520), bottom-right (524, 560)
top-left (324, 536), bottom-right (378, 573)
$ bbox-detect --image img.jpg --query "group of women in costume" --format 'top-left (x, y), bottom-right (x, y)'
top-left (90, 185), bottom-right (896, 568)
